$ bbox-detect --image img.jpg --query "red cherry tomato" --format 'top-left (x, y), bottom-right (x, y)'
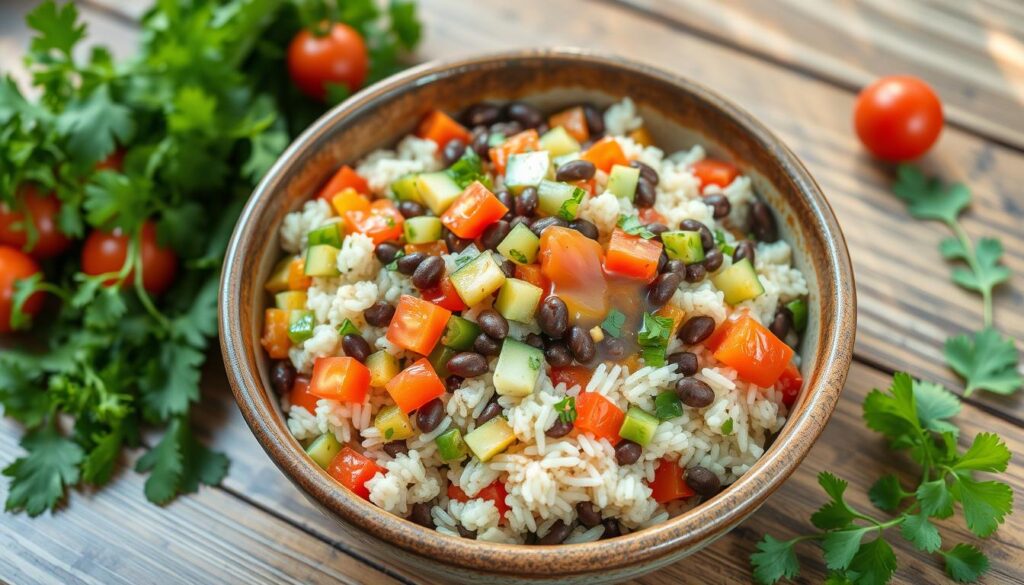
top-left (0, 187), bottom-right (73, 259)
top-left (81, 221), bottom-right (178, 295)
top-left (287, 23), bottom-right (369, 101)
top-left (0, 246), bottom-right (44, 333)
top-left (854, 76), bottom-right (943, 161)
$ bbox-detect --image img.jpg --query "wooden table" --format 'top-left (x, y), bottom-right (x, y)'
top-left (2, 1), bottom-right (1022, 583)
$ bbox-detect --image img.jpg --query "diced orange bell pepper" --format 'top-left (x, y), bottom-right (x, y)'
top-left (261, 308), bottom-right (291, 359)
top-left (691, 159), bottom-right (739, 189)
top-left (712, 314), bottom-right (794, 387)
top-left (514, 263), bottom-right (548, 291)
top-left (649, 459), bottom-right (696, 504)
top-left (549, 366), bottom-right (593, 390)
top-left (404, 240), bottom-right (449, 257)
top-left (288, 377), bottom-right (319, 414)
top-left (603, 228), bottom-right (663, 282)
top-left (628, 127), bottom-right (654, 147)
top-left (575, 392), bottom-right (625, 443)
top-left (385, 357), bottom-right (446, 413)
top-left (777, 362), bottom-right (803, 408)
top-left (548, 106), bottom-right (590, 142)
top-left (386, 294), bottom-right (452, 355)
top-left (287, 257), bottom-right (312, 291)
top-left (489, 129), bottom-right (540, 175)
top-left (638, 207), bottom-right (667, 226)
top-left (420, 276), bottom-right (467, 312)
top-left (344, 199), bottom-right (404, 245)
top-left (319, 165), bottom-right (370, 200)
top-left (328, 446), bottom-right (384, 500)
top-left (331, 188), bottom-right (372, 217)
top-left (309, 356), bottom-right (371, 403)
top-left (441, 181), bottom-right (509, 239)
top-left (580, 137), bottom-right (629, 173)
top-left (417, 110), bottom-right (472, 150)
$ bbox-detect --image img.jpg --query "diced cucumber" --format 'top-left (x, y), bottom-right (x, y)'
top-left (428, 344), bottom-right (458, 379)
top-left (366, 350), bottom-right (400, 387)
top-left (307, 223), bottom-right (343, 248)
top-left (464, 416), bottom-right (516, 462)
top-left (787, 299), bottom-right (808, 333)
top-left (288, 310), bottom-right (315, 343)
top-left (442, 315), bottom-right (481, 351)
top-left (539, 126), bottom-right (581, 158)
top-left (374, 405), bottom-right (414, 442)
top-left (505, 151), bottom-right (551, 194)
top-left (494, 278), bottom-right (543, 323)
top-left (493, 338), bottom-right (543, 397)
top-left (391, 173), bottom-right (422, 203)
top-left (661, 231), bottom-right (705, 264)
top-left (450, 251), bottom-right (507, 306)
top-left (711, 257), bottom-right (764, 305)
top-left (654, 391), bottom-right (683, 421)
top-left (275, 291), bottom-right (308, 311)
top-left (265, 256), bottom-right (294, 293)
top-left (536, 180), bottom-right (585, 221)
top-left (337, 318), bottom-right (360, 337)
top-left (618, 407), bottom-right (659, 446)
top-left (607, 164), bottom-right (640, 200)
top-left (496, 222), bottom-right (540, 265)
top-left (404, 216), bottom-right (443, 244)
top-left (304, 244), bottom-right (341, 277)
top-left (435, 427), bottom-right (469, 462)
top-left (415, 171), bottom-right (463, 215)
top-left (305, 433), bottom-right (341, 469)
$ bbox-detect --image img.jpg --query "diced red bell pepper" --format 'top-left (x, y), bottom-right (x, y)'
top-left (712, 314), bottom-right (794, 387)
top-left (309, 357), bottom-right (371, 403)
top-left (386, 294), bottom-right (452, 355)
top-left (328, 446), bottom-right (384, 500)
top-left (385, 357), bottom-right (446, 413)
top-left (603, 228), bottom-right (663, 282)
top-left (319, 165), bottom-right (370, 200)
top-left (448, 480), bottom-right (510, 520)
top-left (287, 257), bottom-right (312, 291)
top-left (261, 308), bottom-right (290, 359)
top-left (417, 110), bottom-right (472, 150)
top-left (288, 377), bottom-right (319, 414)
top-left (575, 392), bottom-right (625, 443)
top-left (513, 263), bottom-right (548, 291)
top-left (691, 159), bottom-right (739, 189)
top-left (638, 207), bottom-right (667, 225)
top-left (344, 199), bottom-right (404, 246)
top-left (421, 276), bottom-right (468, 312)
top-left (580, 137), bottom-right (628, 173)
top-left (489, 129), bottom-right (540, 175)
top-left (404, 240), bottom-right (449, 257)
top-left (548, 106), bottom-right (590, 142)
top-left (777, 363), bottom-right (803, 408)
top-left (649, 459), bottom-right (695, 503)
top-left (441, 181), bottom-right (509, 239)
top-left (549, 366), bottom-right (593, 390)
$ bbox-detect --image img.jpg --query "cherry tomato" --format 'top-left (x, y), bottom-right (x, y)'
top-left (81, 221), bottom-right (178, 295)
top-left (854, 76), bottom-right (943, 161)
top-left (0, 246), bottom-right (44, 333)
top-left (0, 187), bottom-right (72, 259)
top-left (287, 23), bottom-right (369, 101)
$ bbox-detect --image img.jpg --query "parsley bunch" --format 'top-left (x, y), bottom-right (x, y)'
top-left (750, 373), bottom-right (1014, 584)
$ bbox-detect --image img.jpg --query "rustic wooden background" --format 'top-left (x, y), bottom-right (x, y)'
top-left (1, 0), bottom-right (1022, 583)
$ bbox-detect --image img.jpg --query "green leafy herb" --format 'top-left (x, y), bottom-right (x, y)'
top-left (445, 148), bottom-right (491, 189)
top-left (714, 228), bottom-right (735, 255)
top-left (508, 249), bottom-right (528, 264)
top-left (601, 308), bottom-right (626, 338)
top-left (554, 397), bottom-right (577, 423)
top-left (617, 214), bottom-right (655, 239)
top-left (943, 328), bottom-right (1022, 396)
top-left (557, 187), bottom-right (585, 221)
top-left (721, 418), bottom-right (733, 435)
top-left (386, 249), bottom-right (406, 271)
top-left (637, 312), bottom-right (672, 367)
top-left (337, 319), bottom-right (361, 337)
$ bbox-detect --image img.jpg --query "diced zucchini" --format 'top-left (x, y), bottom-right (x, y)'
top-left (304, 244), bottom-right (341, 277)
top-left (305, 433), bottom-right (341, 469)
top-left (661, 231), bottom-right (705, 264)
top-left (392, 173), bottom-right (423, 202)
top-left (539, 126), bottom-right (581, 158)
top-left (366, 350), bottom-right (400, 387)
top-left (493, 338), bottom-right (543, 397)
top-left (504, 151), bottom-right (551, 194)
top-left (654, 391), bottom-right (683, 421)
top-left (374, 405), bottom-right (414, 442)
top-left (415, 171), bottom-right (463, 215)
top-left (464, 416), bottom-right (516, 462)
top-left (428, 344), bottom-right (458, 379)
top-left (496, 222), bottom-right (540, 265)
top-left (288, 310), bottom-right (315, 343)
top-left (450, 251), bottom-right (507, 306)
top-left (337, 318), bottom-right (360, 337)
top-left (787, 299), bottom-right (808, 333)
top-left (275, 291), bottom-right (308, 311)
top-left (711, 258), bottom-right (764, 305)
top-left (265, 256), bottom-right (294, 293)
top-left (307, 223), bottom-right (343, 248)
top-left (494, 278), bottom-right (543, 323)
top-left (618, 407), bottom-right (659, 446)
top-left (606, 164), bottom-right (640, 200)
top-left (404, 216), bottom-right (443, 244)
top-left (442, 315), bottom-right (481, 350)
top-left (435, 428), bottom-right (469, 462)
top-left (536, 180), bottom-right (584, 221)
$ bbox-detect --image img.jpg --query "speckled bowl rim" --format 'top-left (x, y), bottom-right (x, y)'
top-left (220, 48), bottom-right (855, 578)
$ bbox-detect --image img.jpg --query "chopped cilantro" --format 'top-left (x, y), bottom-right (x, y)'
top-left (601, 309), bottom-right (626, 338)
top-left (508, 249), bottom-right (529, 264)
top-left (721, 418), bottom-right (733, 435)
top-left (617, 214), bottom-right (656, 239)
top-left (554, 397), bottom-right (577, 424)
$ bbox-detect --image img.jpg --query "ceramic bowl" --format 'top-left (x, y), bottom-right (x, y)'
top-left (220, 48), bottom-right (855, 584)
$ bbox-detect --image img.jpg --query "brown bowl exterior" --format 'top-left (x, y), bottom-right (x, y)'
top-left (220, 49), bottom-right (855, 583)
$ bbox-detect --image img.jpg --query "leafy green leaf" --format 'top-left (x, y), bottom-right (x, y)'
top-left (891, 164), bottom-right (970, 225)
top-left (911, 379), bottom-right (961, 436)
top-left (601, 309), bottom-right (626, 338)
top-left (868, 475), bottom-right (907, 512)
top-left (900, 513), bottom-right (941, 552)
top-left (863, 372), bottom-right (920, 445)
top-left (822, 527), bottom-right (870, 570)
top-left (83, 171), bottom-right (150, 230)
top-left (140, 342), bottom-right (204, 421)
top-left (847, 537), bottom-right (897, 585)
top-left (10, 272), bottom-right (44, 331)
top-left (178, 426), bottom-right (229, 494)
top-left (84, 287), bottom-right (127, 329)
top-left (554, 397), bottom-right (577, 423)
top-left (136, 419), bottom-right (185, 505)
top-left (949, 237), bottom-right (1010, 296)
top-left (953, 433), bottom-right (1011, 474)
top-left (446, 148), bottom-right (490, 189)
top-left (944, 328), bottom-right (1022, 396)
top-left (617, 214), bottom-right (656, 239)
top-left (57, 85), bottom-right (134, 166)
top-left (81, 428), bottom-right (122, 486)
top-left (811, 472), bottom-right (857, 530)
top-left (750, 535), bottom-right (800, 585)
top-left (3, 425), bottom-right (84, 516)
top-left (917, 479), bottom-right (955, 519)
top-left (952, 476), bottom-right (1013, 537)
top-left (26, 0), bottom-right (85, 57)
top-left (941, 544), bottom-right (990, 583)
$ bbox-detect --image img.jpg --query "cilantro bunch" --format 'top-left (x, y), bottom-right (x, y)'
top-left (750, 373), bottom-right (1014, 584)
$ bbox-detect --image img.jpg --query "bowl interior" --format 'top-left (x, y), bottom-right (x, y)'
top-left (220, 49), bottom-right (855, 580)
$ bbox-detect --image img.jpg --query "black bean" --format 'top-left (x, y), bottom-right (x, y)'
top-left (537, 296), bottom-right (569, 339)
top-left (498, 258), bottom-right (514, 278)
top-left (473, 333), bottom-right (501, 356)
top-left (490, 120), bottom-right (523, 137)
top-left (463, 103), bottom-right (502, 127)
top-left (576, 502), bottom-right (602, 528)
top-left (647, 223), bottom-right (669, 239)
top-left (383, 440), bottom-right (409, 457)
top-left (408, 502), bottom-right (435, 528)
top-left (702, 248), bottom-right (724, 272)
top-left (555, 159), bottom-right (597, 182)
top-left (364, 301), bottom-right (395, 327)
top-left (506, 101), bottom-right (544, 128)
top-left (524, 333), bottom-right (545, 350)
top-left (582, 103), bottom-right (605, 136)
top-left (515, 187), bottom-right (539, 217)
top-left (495, 189), bottom-right (515, 217)
top-left (630, 160), bottom-right (659, 186)
top-left (544, 342), bottom-right (573, 367)
top-left (546, 418), bottom-right (573, 438)
top-left (569, 218), bottom-right (599, 240)
top-left (685, 465), bottom-right (721, 497)
top-left (396, 252), bottom-right (426, 275)
top-left (530, 216), bottom-right (568, 237)
top-left (457, 524), bottom-right (477, 539)
top-left (634, 178), bottom-right (656, 208)
top-left (615, 440), bottom-right (643, 465)
top-left (567, 325), bottom-right (596, 363)
top-left (442, 139), bottom-right (467, 166)
top-left (648, 272), bottom-right (681, 308)
top-left (476, 400), bottom-right (502, 426)
top-left (477, 309), bottom-right (509, 340)
top-left (770, 307), bottom-right (793, 340)
top-left (537, 520), bottom-right (572, 545)
top-left (471, 129), bottom-right (491, 159)
top-left (447, 352), bottom-right (489, 378)
top-left (412, 255), bottom-right (445, 289)
top-left (684, 263), bottom-right (707, 283)
top-left (667, 351), bottom-right (699, 377)
top-left (678, 315), bottom-right (716, 345)
top-left (663, 259), bottom-right (686, 276)
top-left (375, 241), bottom-right (402, 264)
top-left (509, 216), bottom-right (531, 231)
top-left (601, 518), bottom-right (621, 539)
top-left (704, 193), bottom-right (731, 219)
top-left (657, 250), bottom-right (668, 274)
top-left (342, 334), bottom-right (371, 362)
top-left (416, 398), bottom-right (445, 432)
top-left (733, 241), bottom-right (756, 266)
top-left (749, 198), bottom-right (779, 242)
top-left (270, 361), bottom-right (296, 395)
top-left (600, 337), bottom-right (628, 360)
top-left (445, 375), bottom-right (464, 392)
top-left (480, 220), bottom-right (511, 251)
top-left (397, 200), bottom-right (426, 219)
top-left (679, 219), bottom-right (714, 250)
top-left (444, 229), bottom-right (472, 253)
top-left (676, 377), bottom-right (715, 408)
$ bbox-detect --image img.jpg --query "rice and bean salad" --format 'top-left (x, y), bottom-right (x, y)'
top-left (261, 98), bottom-right (810, 545)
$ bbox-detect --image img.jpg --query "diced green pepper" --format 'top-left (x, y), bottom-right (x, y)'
top-left (494, 278), bottom-right (543, 322)
top-left (337, 318), bottom-right (360, 337)
top-left (607, 164), bottom-right (640, 200)
top-left (288, 310), bottom-right (316, 343)
top-left (496, 222), bottom-right (540, 265)
top-left (505, 151), bottom-right (551, 194)
top-left (305, 433), bottom-right (341, 468)
top-left (442, 315), bottom-right (481, 350)
top-left (787, 299), bottom-right (808, 333)
top-left (375, 405), bottom-right (414, 441)
top-left (464, 416), bottom-right (516, 462)
top-left (661, 231), bottom-right (705, 264)
top-left (536, 180), bottom-right (584, 220)
top-left (404, 216), bottom-right (443, 244)
top-left (428, 344), bottom-right (458, 379)
top-left (307, 223), bottom-right (343, 248)
top-left (449, 251), bottom-right (507, 306)
top-left (654, 391), bottom-right (683, 421)
top-left (435, 428), bottom-right (469, 462)
top-left (618, 407), bottom-right (659, 446)
top-left (711, 258), bottom-right (764, 305)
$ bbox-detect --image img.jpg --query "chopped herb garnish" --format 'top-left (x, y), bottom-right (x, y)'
top-left (454, 254), bottom-right (474, 268)
top-left (601, 309), bottom-right (626, 338)
top-left (721, 418), bottom-right (734, 435)
top-left (528, 356), bottom-right (542, 371)
top-left (715, 228), bottom-right (735, 255)
top-left (637, 312), bottom-right (673, 348)
top-left (386, 250), bottom-right (406, 271)
top-left (337, 319), bottom-right (361, 337)
top-left (445, 148), bottom-right (492, 189)
top-left (641, 346), bottom-right (666, 367)
top-left (554, 397), bottom-right (577, 423)
top-left (385, 428), bottom-right (394, 440)
top-left (508, 249), bottom-right (528, 264)
top-left (556, 186), bottom-right (585, 221)
top-left (617, 214), bottom-right (656, 239)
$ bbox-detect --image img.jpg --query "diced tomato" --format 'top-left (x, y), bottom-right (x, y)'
top-left (604, 229), bottom-right (663, 282)
top-left (404, 240), bottom-right (449, 257)
top-left (287, 377), bottom-right (319, 414)
top-left (489, 129), bottom-right (539, 175)
top-left (447, 481), bottom-right (510, 520)
top-left (654, 305), bottom-right (687, 339)
top-left (712, 314), bottom-right (794, 387)
top-left (574, 178), bottom-right (597, 196)
top-left (649, 459), bottom-right (695, 504)
top-left (540, 226), bottom-right (608, 323)
top-left (309, 357), bottom-right (371, 403)
top-left (514, 263), bottom-right (549, 292)
top-left (777, 363), bottom-right (803, 408)
top-left (344, 199), bottom-right (404, 245)
top-left (580, 137), bottom-right (628, 173)
top-left (550, 366), bottom-right (593, 390)
top-left (637, 207), bottom-right (667, 225)
top-left (548, 106), bottom-right (589, 142)
top-left (319, 165), bottom-right (370, 200)
top-left (261, 308), bottom-right (290, 359)
top-left (287, 257), bottom-right (312, 291)
top-left (386, 357), bottom-right (446, 413)
top-left (691, 159), bottom-right (739, 189)
top-left (417, 110), bottom-right (472, 150)
top-left (331, 188), bottom-right (371, 216)
top-left (441, 181), bottom-right (509, 239)
top-left (421, 276), bottom-right (468, 312)
top-left (328, 446), bottom-right (384, 500)
top-left (702, 312), bottom-right (743, 352)
top-left (386, 294), bottom-right (452, 355)
top-left (575, 392), bottom-right (625, 443)
top-left (628, 127), bottom-right (654, 148)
